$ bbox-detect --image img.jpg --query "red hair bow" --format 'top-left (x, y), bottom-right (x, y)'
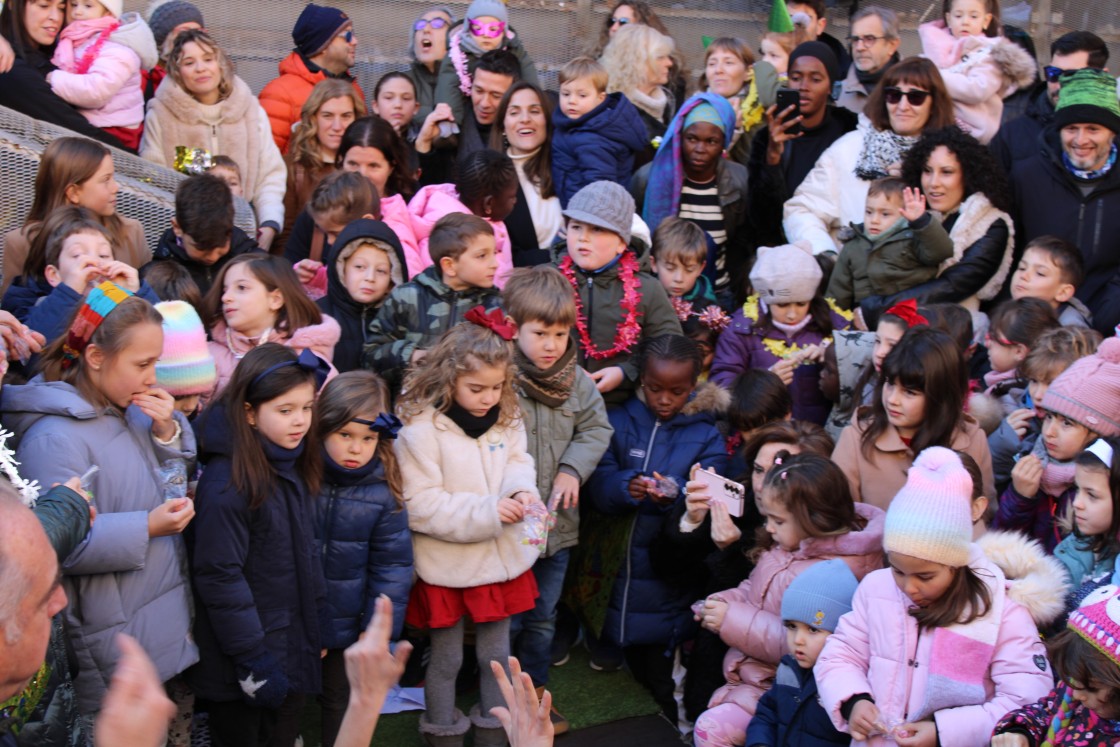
top-left (884, 299), bottom-right (928, 328)
top-left (465, 306), bottom-right (516, 341)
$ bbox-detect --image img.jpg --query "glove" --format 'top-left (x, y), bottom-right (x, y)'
top-left (234, 650), bottom-right (289, 709)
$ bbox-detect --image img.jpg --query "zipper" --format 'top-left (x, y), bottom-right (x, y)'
top-left (620, 421), bottom-right (661, 644)
top-left (361, 306), bottom-right (371, 346)
top-left (1076, 203), bottom-right (1086, 251)
top-left (902, 622), bottom-right (921, 720)
top-left (321, 485), bottom-right (338, 556)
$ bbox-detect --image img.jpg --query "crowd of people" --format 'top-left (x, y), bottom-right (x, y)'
top-left (3, 0), bottom-right (1120, 746)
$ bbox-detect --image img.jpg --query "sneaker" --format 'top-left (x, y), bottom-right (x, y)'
top-left (536, 687), bottom-right (570, 735)
top-left (587, 640), bottom-right (624, 673)
top-left (550, 604), bottom-right (581, 667)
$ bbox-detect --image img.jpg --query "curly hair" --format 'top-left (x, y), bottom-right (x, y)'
top-left (167, 29), bottom-right (235, 103)
top-left (288, 79), bottom-right (365, 172)
top-left (601, 23), bottom-right (674, 97)
top-left (900, 126), bottom-right (1012, 213)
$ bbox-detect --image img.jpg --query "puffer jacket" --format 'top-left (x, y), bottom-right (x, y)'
top-left (551, 92), bottom-right (649, 206)
top-left (584, 387), bottom-right (729, 648)
top-left (816, 532), bottom-right (1066, 747)
top-left (145, 226), bottom-right (262, 298)
top-left (313, 453), bottom-right (413, 648)
top-left (407, 183), bottom-right (514, 285)
top-left (258, 51), bottom-right (366, 154)
top-left (433, 24), bottom-right (539, 126)
top-left (990, 84), bottom-right (1052, 174)
top-left (0, 378), bottom-right (198, 712)
top-left (710, 295), bottom-right (852, 426)
top-left (707, 503), bottom-right (885, 718)
top-left (1054, 533), bottom-right (1118, 590)
top-left (742, 655), bottom-right (849, 747)
top-left (994, 680), bottom-right (1120, 745)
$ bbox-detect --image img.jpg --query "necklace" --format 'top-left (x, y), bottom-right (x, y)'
top-left (226, 325), bottom-right (272, 360)
top-left (559, 253), bottom-right (642, 360)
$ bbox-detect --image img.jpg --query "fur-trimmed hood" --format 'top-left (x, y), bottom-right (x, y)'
top-left (635, 379), bottom-right (730, 418)
top-left (919, 21), bottom-right (1037, 95)
top-left (976, 529), bottom-right (1070, 626)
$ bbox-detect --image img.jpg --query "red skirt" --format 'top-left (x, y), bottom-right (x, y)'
top-left (406, 570), bottom-right (539, 630)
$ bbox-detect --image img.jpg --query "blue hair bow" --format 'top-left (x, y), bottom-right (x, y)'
top-left (250, 348), bottom-right (332, 390)
top-left (355, 412), bottom-right (402, 439)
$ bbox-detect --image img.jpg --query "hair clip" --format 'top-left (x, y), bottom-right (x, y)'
top-left (355, 413), bottom-right (403, 440)
top-left (60, 282), bottom-right (134, 370)
top-left (773, 456), bottom-right (784, 467)
top-left (250, 348), bottom-right (331, 390)
top-left (465, 306), bottom-right (516, 341)
top-left (884, 299), bottom-right (928, 328)
top-left (780, 471), bottom-right (789, 481)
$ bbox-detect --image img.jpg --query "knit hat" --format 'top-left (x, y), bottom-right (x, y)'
top-left (1040, 337), bottom-right (1120, 437)
top-left (788, 41), bottom-right (840, 85)
top-left (1053, 68), bottom-right (1120, 133)
top-left (884, 447), bottom-right (975, 568)
top-left (293, 4), bottom-right (352, 58)
top-left (781, 559), bottom-right (859, 632)
top-left (749, 241), bottom-right (820, 304)
top-left (466, 0), bottom-right (508, 23)
top-left (684, 102), bottom-right (728, 133)
top-left (146, 0), bottom-right (203, 50)
top-left (98, 0), bottom-right (123, 19)
top-left (563, 181), bottom-right (634, 244)
top-left (154, 301), bottom-right (217, 396)
top-left (1068, 584), bottom-right (1120, 668)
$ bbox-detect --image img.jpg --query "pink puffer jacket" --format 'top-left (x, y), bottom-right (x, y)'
top-left (707, 502), bottom-right (886, 717)
top-left (380, 193), bottom-right (421, 280)
top-left (407, 184), bottom-right (513, 287)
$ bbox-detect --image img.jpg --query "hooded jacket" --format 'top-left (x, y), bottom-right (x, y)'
top-left (0, 378), bottom-right (198, 712)
top-left (406, 183), bottom-right (514, 285)
top-left (317, 219), bottom-right (408, 373)
top-left (551, 92), bottom-right (649, 206)
top-left (816, 532), bottom-right (1066, 747)
top-left (146, 226), bottom-right (261, 298)
top-left (258, 51), bottom-right (366, 154)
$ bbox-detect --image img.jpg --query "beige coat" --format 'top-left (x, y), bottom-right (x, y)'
top-left (832, 412), bottom-right (994, 511)
top-left (1, 217), bottom-right (149, 295)
top-left (396, 407), bottom-right (542, 589)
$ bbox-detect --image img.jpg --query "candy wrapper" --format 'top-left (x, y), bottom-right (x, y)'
top-left (872, 716), bottom-right (911, 741)
top-left (520, 501), bottom-right (555, 556)
top-left (174, 146), bottom-right (214, 176)
top-left (159, 461), bottom-right (189, 502)
top-left (651, 473), bottom-right (680, 501)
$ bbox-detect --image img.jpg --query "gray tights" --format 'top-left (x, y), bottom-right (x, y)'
top-left (425, 617), bottom-right (512, 726)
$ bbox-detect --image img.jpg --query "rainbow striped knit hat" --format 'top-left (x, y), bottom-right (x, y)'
top-left (154, 301), bottom-right (216, 396)
top-left (884, 447), bottom-right (974, 568)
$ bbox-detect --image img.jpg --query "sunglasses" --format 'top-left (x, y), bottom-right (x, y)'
top-left (413, 17), bottom-right (449, 31)
top-left (610, 16), bottom-right (632, 26)
top-left (468, 19), bottom-right (506, 38)
top-left (883, 87), bottom-right (930, 106)
top-left (337, 29), bottom-right (354, 43)
top-left (1043, 65), bottom-right (1103, 83)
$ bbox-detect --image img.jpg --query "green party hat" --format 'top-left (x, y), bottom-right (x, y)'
top-left (769, 0), bottom-right (794, 33)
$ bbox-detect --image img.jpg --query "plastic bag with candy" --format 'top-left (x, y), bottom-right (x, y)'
top-left (159, 461), bottom-right (189, 502)
top-left (519, 501), bottom-right (555, 555)
top-left (174, 146), bottom-right (213, 176)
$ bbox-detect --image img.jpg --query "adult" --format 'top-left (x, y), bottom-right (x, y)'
top-left (631, 93), bottom-right (748, 296)
top-left (1008, 69), bottom-right (1120, 337)
top-left (489, 81), bottom-right (563, 267)
top-left (258, 3), bottom-right (365, 154)
top-left (990, 31), bottom-right (1109, 174)
top-left (588, 1), bottom-right (688, 106)
top-left (141, 29), bottom-right (287, 251)
top-left (601, 23), bottom-right (677, 171)
top-left (143, 0), bottom-right (204, 101)
top-left (787, 0), bottom-right (849, 72)
top-left (283, 78), bottom-right (364, 243)
top-left (406, 6), bottom-right (454, 125)
top-left (0, 0), bottom-right (127, 148)
top-left (835, 6), bottom-right (901, 115)
top-left (747, 41), bottom-right (858, 249)
top-left (783, 57), bottom-right (956, 255)
top-left (697, 37), bottom-right (758, 165)
top-left (859, 126), bottom-right (1014, 329)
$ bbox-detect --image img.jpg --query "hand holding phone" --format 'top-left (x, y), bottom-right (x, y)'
top-left (691, 469), bottom-right (745, 518)
top-left (775, 88), bottom-right (802, 136)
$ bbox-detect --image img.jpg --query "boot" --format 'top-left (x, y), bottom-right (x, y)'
top-left (419, 708), bottom-right (471, 747)
top-left (536, 686), bottom-right (570, 736)
top-left (469, 704), bottom-right (508, 747)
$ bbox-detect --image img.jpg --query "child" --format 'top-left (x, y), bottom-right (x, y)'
top-left (364, 213), bottom-right (501, 390)
top-left (394, 315), bottom-right (543, 747)
top-left (741, 559), bottom-right (859, 747)
top-left (993, 588), bottom-right (1120, 744)
top-left (48, 0), bottom-right (157, 151)
top-left (1010, 235), bottom-right (1092, 329)
top-left (817, 447), bottom-right (1063, 746)
top-left (957, 450), bottom-right (995, 540)
top-left (556, 180), bottom-right (681, 404)
top-left (1, 285), bottom-right (198, 718)
top-left (832, 326), bottom-right (994, 510)
top-left (288, 170), bottom-right (380, 285)
top-left (918, 0), bottom-right (1035, 143)
top-left (710, 242), bottom-right (850, 426)
top-left (318, 219), bottom-right (408, 373)
top-left (502, 266), bottom-right (613, 734)
top-left (408, 149), bottom-right (518, 285)
top-left (208, 155), bottom-right (244, 197)
top-left (434, 0), bottom-right (539, 126)
top-left (994, 338), bottom-right (1120, 552)
top-left (683, 315), bottom-right (724, 382)
top-left (313, 371), bottom-right (414, 747)
top-left (981, 297), bottom-right (1060, 410)
top-left (142, 259), bottom-right (204, 310)
top-left (188, 344), bottom-right (328, 746)
top-left (650, 216), bottom-right (718, 316)
top-left (577, 334), bottom-right (728, 723)
top-left (154, 299), bottom-right (216, 419)
top-left (551, 56), bottom-right (647, 207)
top-left (201, 253), bottom-right (340, 400)
top-left (1054, 438), bottom-right (1120, 589)
top-left (693, 454), bottom-right (885, 743)
top-left (827, 178), bottom-right (954, 311)
top-left (147, 173), bottom-right (262, 298)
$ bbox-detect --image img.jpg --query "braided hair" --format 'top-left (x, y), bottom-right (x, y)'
top-left (455, 149), bottom-right (517, 217)
top-left (636, 333), bottom-right (703, 383)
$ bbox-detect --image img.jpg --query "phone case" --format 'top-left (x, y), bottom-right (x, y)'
top-left (693, 470), bottom-right (745, 518)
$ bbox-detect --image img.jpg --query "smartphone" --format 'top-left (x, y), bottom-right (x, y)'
top-left (693, 469), bottom-right (746, 518)
top-left (775, 88), bottom-right (802, 135)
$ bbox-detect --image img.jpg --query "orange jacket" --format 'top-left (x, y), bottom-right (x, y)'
top-left (258, 51), bottom-right (366, 153)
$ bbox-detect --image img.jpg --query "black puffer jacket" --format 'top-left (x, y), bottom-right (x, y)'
top-left (989, 84), bottom-right (1052, 174)
top-left (146, 226), bottom-right (261, 298)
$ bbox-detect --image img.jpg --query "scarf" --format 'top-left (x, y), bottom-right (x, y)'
top-left (515, 339), bottom-right (577, 408)
top-left (759, 298), bottom-right (814, 337)
top-left (642, 92), bottom-right (736, 234)
top-left (855, 53), bottom-right (899, 90)
top-left (1063, 143), bottom-right (1118, 181)
top-left (53, 16), bottom-right (120, 74)
top-left (855, 125), bottom-right (918, 180)
top-left (1031, 435), bottom-right (1078, 498)
top-left (982, 367), bottom-right (1019, 395)
top-left (445, 401), bottom-right (501, 439)
top-left (627, 85), bottom-right (670, 122)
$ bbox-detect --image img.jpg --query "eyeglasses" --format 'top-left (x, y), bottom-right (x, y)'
top-left (609, 16), bottom-right (631, 26)
top-left (337, 29), bottom-right (354, 43)
top-left (883, 87), bottom-right (930, 106)
top-left (847, 34), bottom-right (887, 47)
top-left (413, 17), bottom-right (449, 31)
top-left (1043, 65), bottom-right (1103, 83)
top-left (468, 19), bottom-right (506, 38)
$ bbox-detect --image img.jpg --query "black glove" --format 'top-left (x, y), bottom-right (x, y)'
top-left (234, 650), bottom-right (289, 709)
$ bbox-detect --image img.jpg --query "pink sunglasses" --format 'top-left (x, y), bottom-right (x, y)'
top-left (469, 19), bottom-right (506, 38)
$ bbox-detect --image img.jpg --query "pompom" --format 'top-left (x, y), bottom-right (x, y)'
top-left (1098, 336), bottom-right (1120, 364)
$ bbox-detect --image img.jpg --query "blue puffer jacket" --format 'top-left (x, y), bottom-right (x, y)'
top-left (586, 384), bottom-right (728, 648)
top-left (24, 282), bottom-right (161, 341)
top-left (313, 452), bottom-right (414, 649)
top-left (552, 92), bottom-right (650, 207)
top-left (744, 655), bottom-right (849, 747)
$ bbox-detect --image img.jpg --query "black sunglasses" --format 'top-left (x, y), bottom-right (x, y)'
top-left (883, 87), bottom-right (930, 106)
top-left (1043, 65), bottom-right (1103, 83)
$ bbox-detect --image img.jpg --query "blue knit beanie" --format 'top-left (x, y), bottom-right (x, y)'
top-left (293, 4), bottom-right (352, 58)
top-left (780, 559), bottom-right (859, 632)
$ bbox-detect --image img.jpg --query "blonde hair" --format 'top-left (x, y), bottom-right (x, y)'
top-left (762, 28), bottom-right (806, 56)
top-left (559, 56), bottom-right (609, 92)
top-left (602, 24), bottom-right (674, 96)
top-left (396, 322), bottom-right (521, 428)
top-left (288, 79), bottom-right (365, 170)
top-left (501, 266), bottom-right (577, 327)
top-left (167, 29), bottom-right (235, 102)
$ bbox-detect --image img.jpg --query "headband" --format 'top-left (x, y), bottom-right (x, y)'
top-left (465, 305), bottom-right (516, 341)
top-left (1087, 439), bottom-right (1115, 468)
top-left (250, 348), bottom-right (331, 391)
top-left (884, 299), bottom-right (929, 329)
top-left (61, 282), bottom-right (134, 370)
top-left (354, 412), bottom-right (403, 440)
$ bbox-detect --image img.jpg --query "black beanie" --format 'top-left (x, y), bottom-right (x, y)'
top-left (788, 41), bottom-right (840, 85)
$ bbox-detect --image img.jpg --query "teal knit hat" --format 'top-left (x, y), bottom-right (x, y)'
top-left (1054, 68), bottom-right (1120, 133)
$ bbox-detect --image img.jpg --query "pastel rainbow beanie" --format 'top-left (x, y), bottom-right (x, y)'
top-left (154, 301), bottom-right (216, 396)
top-left (883, 446), bottom-right (974, 568)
